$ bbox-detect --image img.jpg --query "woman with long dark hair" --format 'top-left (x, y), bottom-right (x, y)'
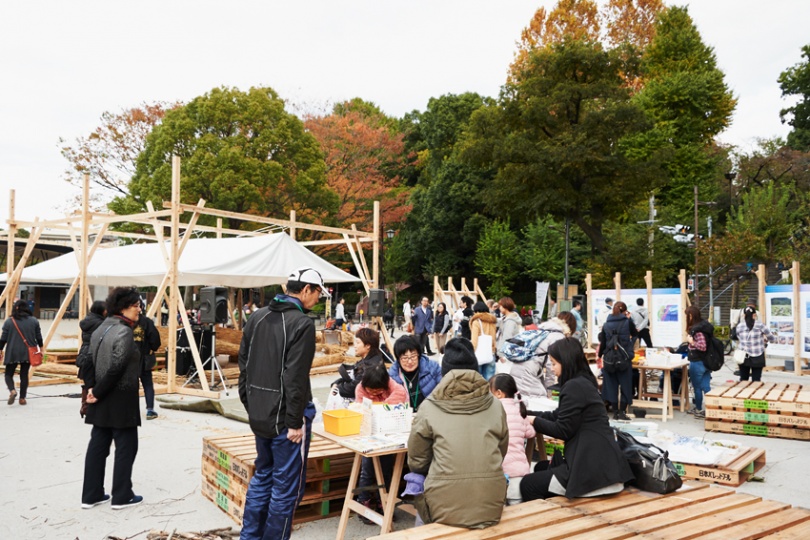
top-left (685, 305), bottom-right (714, 418)
top-left (82, 287), bottom-right (143, 509)
top-left (333, 327), bottom-right (385, 399)
top-left (735, 306), bottom-right (775, 382)
top-left (2, 299), bottom-right (43, 406)
top-left (432, 302), bottom-right (451, 354)
top-left (520, 338), bottom-right (632, 501)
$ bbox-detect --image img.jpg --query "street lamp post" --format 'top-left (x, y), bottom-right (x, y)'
top-left (693, 186), bottom-right (717, 311)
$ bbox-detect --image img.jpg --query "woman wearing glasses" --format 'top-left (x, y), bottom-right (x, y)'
top-left (81, 287), bottom-right (144, 510)
top-left (388, 335), bottom-right (443, 411)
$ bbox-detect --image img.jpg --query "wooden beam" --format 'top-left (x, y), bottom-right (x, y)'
top-left (6, 189), bottom-right (15, 317)
top-left (164, 201), bottom-right (375, 238)
top-left (791, 261), bottom-right (801, 375)
top-left (299, 237), bottom-right (373, 246)
top-left (373, 201), bottom-right (380, 288)
top-left (352, 225), bottom-right (373, 289)
top-left (167, 156), bottom-right (181, 392)
top-left (343, 233), bottom-right (370, 294)
top-left (173, 288), bottom-right (211, 393)
top-left (79, 174), bottom-right (90, 321)
top-left (0, 222), bottom-right (44, 307)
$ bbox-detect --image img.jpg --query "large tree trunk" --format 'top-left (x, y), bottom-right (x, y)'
top-left (575, 216), bottom-right (605, 255)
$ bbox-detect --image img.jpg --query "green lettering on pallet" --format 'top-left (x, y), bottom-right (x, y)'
top-left (322, 479), bottom-right (330, 494)
top-left (320, 500), bottom-right (330, 516)
top-left (744, 412), bottom-right (770, 423)
top-left (743, 424), bottom-right (768, 436)
top-left (322, 458), bottom-right (331, 473)
top-left (215, 470), bottom-right (230, 490)
top-left (217, 449), bottom-right (230, 469)
top-left (744, 399), bottom-right (768, 410)
top-left (673, 463), bottom-right (686, 476)
top-left (216, 491), bottom-right (229, 511)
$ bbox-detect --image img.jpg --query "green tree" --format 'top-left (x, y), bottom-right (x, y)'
top-left (462, 39), bottom-right (658, 254)
top-left (521, 215), bottom-right (588, 284)
top-left (475, 220), bottom-right (521, 298)
top-left (634, 6), bottom-right (736, 220)
top-left (779, 44), bottom-right (810, 152)
top-left (111, 86), bottom-right (337, 230)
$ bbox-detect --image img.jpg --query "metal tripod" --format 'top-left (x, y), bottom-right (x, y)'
top-left (182, 324), bottom-right (229, 394)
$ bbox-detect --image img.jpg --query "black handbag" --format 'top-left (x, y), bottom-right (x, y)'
top-left (614, 428), bottom-right (682, 494)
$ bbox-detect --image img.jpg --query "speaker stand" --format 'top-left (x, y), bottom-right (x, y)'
top-left (182, 324), bottom-right (229, 395)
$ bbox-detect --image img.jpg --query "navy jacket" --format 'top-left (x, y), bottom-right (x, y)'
top-left (412, 305), bottom-right (434, 334)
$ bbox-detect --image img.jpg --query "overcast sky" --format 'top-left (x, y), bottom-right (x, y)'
top-left (1, 0), bottom-right (808, 224)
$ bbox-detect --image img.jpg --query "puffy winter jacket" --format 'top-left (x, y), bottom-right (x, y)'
top-left (498, 397), bottom-right (535, 478)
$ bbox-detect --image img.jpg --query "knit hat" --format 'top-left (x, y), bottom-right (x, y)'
top-left (441, 338), bottom-right (478, 376)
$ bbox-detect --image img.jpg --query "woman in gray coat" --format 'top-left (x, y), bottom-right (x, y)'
top-left (81, 287), bottom-right (143, 510)
top-left (2, 300), bottom-right (43, 406)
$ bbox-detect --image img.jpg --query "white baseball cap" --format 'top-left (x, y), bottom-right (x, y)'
top-left (288, 267), bottom-right (331, 298)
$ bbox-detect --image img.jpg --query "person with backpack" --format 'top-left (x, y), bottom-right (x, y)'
top-left (598, 301), bottom-right (637, 421)
top-left (685, 305), bottom-right (714, 418)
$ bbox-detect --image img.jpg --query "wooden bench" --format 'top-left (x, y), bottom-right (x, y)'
top-left (371, 481), bottom-right (810, 539)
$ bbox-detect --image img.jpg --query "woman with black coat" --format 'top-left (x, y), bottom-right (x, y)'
top-left (521, 338), bottom-right (633, 500)
top-left (77, 301), bottom-right (107, 415)
top-left (598, 301), bottom-right (637, 420)
top-left (2, 300), bottom-right (43, 406)
top-left (432, 302), bottom-right (451, 354)
top-left (82, 287), bottom-right (144, 510)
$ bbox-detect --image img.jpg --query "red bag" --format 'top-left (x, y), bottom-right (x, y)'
top-left (12, 318), bottom-right (43, 366)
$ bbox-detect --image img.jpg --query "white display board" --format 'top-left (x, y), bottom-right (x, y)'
top-left (764, 285), bottom-right (795, 358)
top-left (590, 288), bottom-right (682, 348)
top-left (800, 285), bottom-right (810, 360)
top-left (590, 289), bottom-right (614, 344)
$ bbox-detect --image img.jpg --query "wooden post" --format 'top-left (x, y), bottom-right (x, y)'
top-left (585, 274), bottom-right (593, 347)
top-left (757, 264), bottom-right (767, 325)
top-left (791, 261), bottom-right (801, 376)
top-left (216, 217), bottom-right (223, 239)
top-left (614, 272), bottom-right (622, 302)
top-left (373, 201), bottom-right (380, 288)
top-left (474, 278), bottom-right (487, 304)
top-left (645, 271), bottom-right (653, 341)
top-left (6, 189), bottom-right (16, 318)
top-left (79, 174), bottom-right (90, 321)
top-left (289, 210), bottom-right (296, 241)
top-left (679, 269), bottom-right (688, 339)
top-left (167, 156), bottom-right (181, 393)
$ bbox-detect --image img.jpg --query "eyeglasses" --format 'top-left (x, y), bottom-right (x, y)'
top-left (399, 352), bottom-right (419, 363)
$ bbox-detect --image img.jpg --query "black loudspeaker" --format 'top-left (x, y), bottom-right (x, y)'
top-left (368, 288), bottom-right (385, 317)
top-left (199, 286), bottom-right (229, 324)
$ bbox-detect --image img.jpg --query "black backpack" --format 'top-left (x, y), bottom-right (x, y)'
top-left (602, 319), bottom-right (632, 374)
top-left (703, 334), bottom-right (726, 371)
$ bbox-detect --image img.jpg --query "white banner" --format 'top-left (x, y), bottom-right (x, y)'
top-left (800, 285), bottom-right (810, 360)
top-left (590, 288), bottom-right (682, 347)
top-left (590, 289), bottom-right (614, 344)
top-left (536, 282), bottom-right (549, 316)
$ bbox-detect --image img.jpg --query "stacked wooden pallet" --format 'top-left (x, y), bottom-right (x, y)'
top-left (371, 482), bottom-right (810, 539)
top-left (704, 381), bottom-right (810, 441)
top-left (672, 448), bottom-right (766, 487)
top-left (201, 433), bottom-right (355, 525)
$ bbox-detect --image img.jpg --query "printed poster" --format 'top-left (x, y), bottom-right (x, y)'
top-left (536, 282), bottom-right (549, 317)
top-left (590, 289), bottom-right (614, 344)
top-left (764, 285), bottom-right (794, 357)
top-left (801, 285), bottom-right (810, 360)
top-left (648, 289), bottom-right (682, 348)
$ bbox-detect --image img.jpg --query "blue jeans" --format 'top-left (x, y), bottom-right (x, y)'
top-left (240, 403), bottom-right (315, 540)
top-left (688, 360), bottom-right (711, 410)
top-left (478, 361), bottom-right (496, 381)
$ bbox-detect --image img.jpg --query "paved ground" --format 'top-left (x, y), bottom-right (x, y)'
top-left (2, 330), bottom-right (809, 540)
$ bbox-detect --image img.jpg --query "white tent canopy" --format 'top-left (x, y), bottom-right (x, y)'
top-left (1, 233), bottom-right (358, 288)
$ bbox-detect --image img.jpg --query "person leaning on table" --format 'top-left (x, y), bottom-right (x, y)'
top-left (520, 337), bottom-right (633, 501)
top-left (407, 338), bottom-right (509, 528)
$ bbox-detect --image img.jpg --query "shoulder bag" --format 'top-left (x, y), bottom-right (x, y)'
top-left (475, 320), bottom-right (494, 365)
top-left (12, 318), bottom-right (43, 367)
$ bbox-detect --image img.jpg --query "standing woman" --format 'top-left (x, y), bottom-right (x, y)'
top-left (735, 306), bottom-right (775, 382)
top-left (496, 297), bottom-right (523, 368)
top-left (598, 301), bottom-right (637, 421)
top-left (82, 287), bottom-right (144, 509)
top-left (77, 300), bottom-right (107, 416)
top-left (334, 297), bottom-right (346, 331)
top-left (684, 305), bottom-right (713, 418)
top-left (471, 301), bottom-right (498, 381)
top-left (2, 299), bottom-right (43, 406)
top-left (432, 302), bottom-right (451, 354)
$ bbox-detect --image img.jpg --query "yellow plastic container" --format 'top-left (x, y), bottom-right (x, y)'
top-left (323, 409), bottom-right (363, 436)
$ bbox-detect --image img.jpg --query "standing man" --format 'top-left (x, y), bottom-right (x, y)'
top-left (571, 299), bottom-right (584, 339)
top-left (238, 267), bottom-right (328, 540)
top-left (403, 299), bottom-right (412, 332)
top-left (631, 298), bottom-right (652, 348)
top-left (334, 297), bottom-right (346, 331)
top-left (134, 305), bottom-right (161, 420)
top-left (597, 298), bottom-right (614, 327)
top-left (412, 297), bottom-right (435, 356)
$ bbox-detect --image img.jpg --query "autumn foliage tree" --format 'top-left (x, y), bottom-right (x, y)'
top-left (304, 99), bottom-right (410, 252)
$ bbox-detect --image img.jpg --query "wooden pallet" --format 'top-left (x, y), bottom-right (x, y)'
top-left (704, 381), bottom-right (810, 440)
top-left (371, 482), bottom-right (810, 539)
top-left (201, 432), bottom-right (354, 525)
top-left (672, 447), bottom-right (766, 487)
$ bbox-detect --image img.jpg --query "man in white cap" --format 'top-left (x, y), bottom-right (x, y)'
top-left (238, 267), bottom-right (329, 540)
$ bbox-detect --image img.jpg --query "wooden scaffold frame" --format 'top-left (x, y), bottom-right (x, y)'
top-left (2, 156), bottom-right (391, 397)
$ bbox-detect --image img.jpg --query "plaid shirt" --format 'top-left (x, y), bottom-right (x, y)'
top-left (688, 331), bottom-right (707, 352)
top-left (736, 321), bottom-right (775, 358)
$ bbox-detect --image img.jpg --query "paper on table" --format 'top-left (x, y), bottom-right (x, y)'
top-left (339, 433), bottom-right (409, 455)
top-left (527, 397), bottom-right (558, 412)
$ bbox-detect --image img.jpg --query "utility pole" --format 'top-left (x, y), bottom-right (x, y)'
top-left (708, 215), bottom-right (713, 322)
top-left (563, 218), bottom-right (570, 301)
top-left (694, 186), bottom-right (700, 308)
top-left (648, 195), bottom-right (655, 257)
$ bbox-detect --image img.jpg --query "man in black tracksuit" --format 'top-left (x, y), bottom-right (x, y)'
top-left (238, 268), bottom-right (329, 540)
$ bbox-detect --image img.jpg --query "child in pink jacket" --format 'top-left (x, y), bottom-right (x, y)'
top-left (355, 363), bottom-right (408, 404)
top-left (490, 373), bottom-right (536, 505)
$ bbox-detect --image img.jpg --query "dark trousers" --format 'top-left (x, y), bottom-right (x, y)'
top-left (636, 328), bottom-right (652, 348)
top-left (140, 366), bottom-right (154, 410)
top-left (740, 365), bottom-right (763, 382)
top-left (82, 425), bottom-right (139, 505)
top-left (5, 362), bottom-right (30, 398)
top-left (357, 454), bottom-right (395, 502)
top-left (418, 332), bottom-right (434, 355)
top-left (241, 403), bottom-right (315, 540)
top-left (519, 461), bottom-right (555, 501)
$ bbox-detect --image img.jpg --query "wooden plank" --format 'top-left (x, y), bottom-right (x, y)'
top-left (593, 484), bottom-right (727, 524)
top-left (705, 420), bottom-right (810, 440)
top-left (705, 409), bottom-right (810, 429)
top-left (672, 448), bottom-right (766, 487)
top-left (648, 499), bottom-right (790, 540)
top-left (759, 518), bottom-right (810, 539)
top-left (698, 507), bottom-right (810, 540)
top-left (620, 492), bottom-right (761, 534)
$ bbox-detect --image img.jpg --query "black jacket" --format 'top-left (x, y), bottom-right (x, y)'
top-left (459, 308), bottom-right (473, 340)
top-left (433, 311), bottom-right (451, 334)
top-left (1, 314), bottom-right (43, 365)
top-left (334, 353), bottom-right (384, 399)
top-left (688, 320), bottom-right (715, 363)
top-left (534, 375), bottom-right (634, 498)
top-left (598, 314), bottom-right (637, 358)
top-left (238, 296), bottom-right (316, 438)
top-left (77, 312), bottom-right (106, 384)
top-left (85, 316), bottom-right (141, 429)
